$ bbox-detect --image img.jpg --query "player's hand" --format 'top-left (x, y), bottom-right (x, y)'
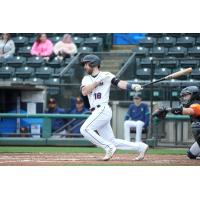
top-left (152, 106), bottom-right (168, 120)
top-left (131, 84), bottom-right (143, 91)
top-left (171, 107), bottom-right (183, 115)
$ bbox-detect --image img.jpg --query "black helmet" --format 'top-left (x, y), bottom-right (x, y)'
top-left (180, 86), bottom-right (200, 107)
top-left (81, 54), bottom-right (101, 68)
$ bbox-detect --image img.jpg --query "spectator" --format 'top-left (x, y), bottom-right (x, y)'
top-left (0, 33), bottom-right (15, 61)
top-left (45, 98), bottom-right (67, 138)
top-left (124, 93), bottom-right (149, 142)
top-left (31, 33), bottom-right (53, 61)
top-left (53, 34), bottom-right (77, 61)
top-left (69, 97), bottom-right (88, 134)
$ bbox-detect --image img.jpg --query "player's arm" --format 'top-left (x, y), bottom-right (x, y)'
top-left (81, 81), bottom-right (100, 96)
top-left (111, 78), bottom-right (142, 91)
top-left (170, 105), bottom-right (198, 116)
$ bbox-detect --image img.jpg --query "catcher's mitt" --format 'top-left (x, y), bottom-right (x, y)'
top-left (152, 107), bottom-right (169, 120)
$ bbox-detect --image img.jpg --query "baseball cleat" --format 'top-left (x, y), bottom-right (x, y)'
top-left (134, 144), bottom-right (149, 161)
top-left (103, 146), bottom-right (116, 161)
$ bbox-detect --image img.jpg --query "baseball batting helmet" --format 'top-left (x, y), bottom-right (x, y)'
top-left (180, 86), bottom-right (200, 107)
top-left (81, 54), bottom-right (101, 68)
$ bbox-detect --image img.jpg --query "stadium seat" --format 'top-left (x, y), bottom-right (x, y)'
top-left (27, 56), bottom-right (44, 67)
top-left (146, 33), bottom-right (163, 38)
top-left (195, 37), bottom-right (200, 46)
top-left (84, 36), bottom-right (103, 52)
top-left (152, 89), bottom-right (164, 101)
top-left (35, 66), bottom-right (54, 78)
top-left (49, 36), bottom-right (61, 44)
top-left (164, 33), bottom-right (182, 37)
top-left (46, 57), bottom-right (62, 68)
top-left (72, 33), bottom-right (91, 38)
top-left (12, 36), bottom-right (28, 48)
top-left (149, 46), bottom-right (167, 57)
top-left (54, 67), bottom-right (74, 78)
top-left (0, 66), bottom-right (15, 78)
top-left (132, 46), bottom-right (149, 57)
top-left (73, 36), bottom-right (84, 48)
top-left (15, 66), bottom-right (34, 78)
top-left (136, 68), bottom-right (151, 80)
top-left (184, 33), bottom-right (200, 37)
top-left (17, 46), bottom-right (32, 58)
top-left (179, 59), bottom-right (199, 68)
top-left (176, 36), bottom-right (195, 47)
top-left (159, 57), bottom-right (178, 68)
top-left (10, 77), bottom-right (23, 84)
top-left (139, 36), bottom-right (156, 48)
top-left (24, 77), bottom-right (44, 85)
top-left (44, 78), bottom-right (60, 85)
top-left (154, 68), bottom-right (171, 79)
top-left (28, 36), bottom-right (36, 45)
top-left (188, 46), bottom-right (200, 57)
top-left (170, 90), bottom-right (179, 101)
top-left (19, 33), bottom-right (37, 38)
top-left (64, 57), bottom-right (73, 65)
top-left (78, 46), bottom-right (93, 53)
top-left (139, 57), bottom-right (155, 68)
top-left (190, 68), bottom-right (200, 79)
top-left (157, 36), bottom-right (176, 47)
top-left (0, 58), bottom-right (5, 66)
top-left (168, 46), bottom-right (187, 57)
top-left (6, 56), bottom-right (26, 67)
top-left (92, 33), bottom-right (112, 50)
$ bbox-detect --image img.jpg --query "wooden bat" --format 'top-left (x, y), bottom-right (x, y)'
top-left (143, 67), bottom-right (192, 88)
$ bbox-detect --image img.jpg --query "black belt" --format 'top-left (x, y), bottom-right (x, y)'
top-left (90, 105), bottom-right (101, 112)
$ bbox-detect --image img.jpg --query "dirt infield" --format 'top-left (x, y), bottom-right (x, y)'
top-left (0, 153), bottom-right (199, 166)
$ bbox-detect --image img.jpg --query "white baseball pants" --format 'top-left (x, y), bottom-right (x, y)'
top-left (80, 104), bottom-right (146, 152)
top-left (124, 120), bottom-right (145, 142)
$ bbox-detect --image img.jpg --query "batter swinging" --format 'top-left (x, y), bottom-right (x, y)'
top-left (80, 54), bottom-right (149, 161)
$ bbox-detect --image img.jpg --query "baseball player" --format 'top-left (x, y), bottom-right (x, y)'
top-left (153, 86), bottom-right (200, 159)
top-left (80, 54), bottom-right (149, 161)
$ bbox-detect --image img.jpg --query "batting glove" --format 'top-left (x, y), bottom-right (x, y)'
top-left (131, 84), bottom-right (143, 91)
top-left (171, 107), bottom-right (183, 115)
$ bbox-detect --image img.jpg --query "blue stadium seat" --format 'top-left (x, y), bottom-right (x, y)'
top-left (92, 33), bottom-right (112, 50)
top-left (179, 59), bottom-right (199, 68)
top-left (72, 33), bottom-right (91, 38)
top-left (188, 46), bottom-right (200, 57)
top-left (136, 68), bottom-right (151, 80)
top-left (78, 46), bottom-right (93, 53)
top-left (0, 58), bottom-right (5, 66)
top-left (0, 66), bottom-right (15, 78)
top-left (49, 36), bottom-right (61, 44)
top-left (157, 36), bottom-right (176, 47)
top-left (10, 77), bottom-right (23, 84)
top-left (44, 78), bottom-right (60, 85)
top-left (12, 36), bottom-right (28, 47)
top-left (164, 33), bottom-right (182, 37)
top-left (159, 57), bottom-right (178, 68)
top-left (139, 36), bottom-right (156, 48)
top-left (149, 46), bottom-right (167, 57)
top-left (146, 33), bottom-right (163, 38)
top-left (168, 46), bottom-right (187, 57)
top-left (154, 68), bottom-right (171, 79)
top-left (15, 66), bottom-right (34, 78)
top-left (132, 46), bottom-right (149, 57)
top-left (140, 57), bottom-right (155, 68)
top-left (190, 68), bottom-right (200, 79)
top-left (17, 46), bottom-right (32, 58)
top-left (24, 77), bottom-right (44, 85)
top-left (6, 56), bottom-right (26, 67)
top-left (195, 37), bottom-right (200, 46)
top-left (28, 36), bottom-right (36, 45)
top-left (176, 36), bottom-right (195, 47)
top-left (35, 66), bottom-right (54, 78)
top-left (73, 36), bottom-right (84, 48)
top-left (46, 57), bottom-right (62, 68)
top-left (27, 56), bottom-right (44, 67)
top-left (84, 36), bottom-right (103, 52)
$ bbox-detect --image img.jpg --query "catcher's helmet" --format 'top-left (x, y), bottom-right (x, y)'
top-left (180, 86), bottom-right (200, 107)
top-left (81, 54), bottom-right (101, 68)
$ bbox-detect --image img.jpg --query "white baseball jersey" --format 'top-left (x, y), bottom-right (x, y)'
top-left (81, 71), bottom-right (115, 108)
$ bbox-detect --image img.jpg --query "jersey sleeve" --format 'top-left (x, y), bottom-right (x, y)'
top-left (190, 104), bottom-right (200, 116)
top-left (81, 76), bottom-right (88, 88)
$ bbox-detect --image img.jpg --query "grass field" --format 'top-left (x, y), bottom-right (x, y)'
top-left (0, 146), bottom-right (187, 154)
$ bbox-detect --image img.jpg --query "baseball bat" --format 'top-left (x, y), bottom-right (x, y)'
top-left (142, 67), bottom-right (192, 88)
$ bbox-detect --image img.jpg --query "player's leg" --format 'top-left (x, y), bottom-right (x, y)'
top-left (135, 120), bottom-right (145, 142)
top-left (187, 142), bottom-right (200, 159)
top-left (80, 106), bottom-right (115, 151)
top-left (98, 121), bottom-right (148, 160)
top-left (124, 120), bottom-right (137, 141)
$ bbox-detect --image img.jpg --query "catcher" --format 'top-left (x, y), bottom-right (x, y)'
top-left (153, 86), bottom-right (200, 159)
